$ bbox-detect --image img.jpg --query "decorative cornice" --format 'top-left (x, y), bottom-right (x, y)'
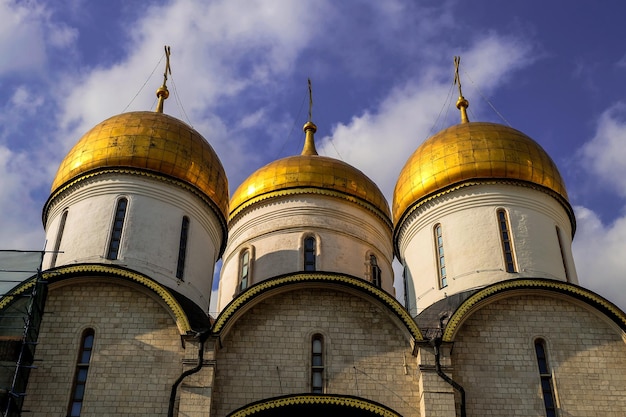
top-left (0, 264), bottom-right (192, 333)
top-left (442, 278), bottom-right (626, 341)
top-left (226, 394), bottom-right (403, 417)
top-left (213, 272), bottom-right (422, 341)
top-left (229, 187), bottom-right (392, 231)
top-left (394, 179), bottom-right (576, 258)
top-left (42, 168), bottom-right (228, 257)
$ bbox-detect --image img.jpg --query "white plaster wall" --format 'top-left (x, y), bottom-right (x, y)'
top-left (396, 184), bottom-right (577, 312)
top-left (43, 175), bottom-right (224, 311)
top-left (217, 195), bottom-right (393, 311)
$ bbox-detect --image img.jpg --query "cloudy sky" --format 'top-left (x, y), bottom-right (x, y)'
top-left (2, 0), bottom-right (626, 313)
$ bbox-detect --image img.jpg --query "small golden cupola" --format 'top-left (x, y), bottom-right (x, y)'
top-left (48, 46), bottom-right (228, 223)
top-left (218, 81), bottom-right (394, 311)
top-left (229, 79), bottom-right (389, 223)
top-left (229, 120), bottom-right (390, 223)
top-left (48, 111), bottom-right (229, 223)
top-left (393, 57), bottom-right (571, 230)
top-left (393, 57), bottom-right (577, 315)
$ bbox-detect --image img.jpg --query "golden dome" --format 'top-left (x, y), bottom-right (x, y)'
top-left (393, 122), bottom-right (569, 226)
top-left (50, 111), bottom-right (229, 220)
top-left (230, 124), bottom-right (390, 222)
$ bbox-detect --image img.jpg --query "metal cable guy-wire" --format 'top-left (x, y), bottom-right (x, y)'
top-left (122, 55), bottom-right (164, 113)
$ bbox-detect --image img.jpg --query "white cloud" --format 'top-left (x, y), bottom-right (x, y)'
top-left (573, 206), bottom-right (626, 310)
top-left (572, 101), bottom-right (626, 311)
top-left (0, 0), bottom-right (77, 76)
top-left (580, 102), bottom-right (626, 197)
top-left (318, 33), bottom-right (536, 205)
top-left (55, 0), bottom-right (332, 178)
top-left (0, 146), bottom-right (46, 249)
top-left (10, 86), bottom-right (44, 113)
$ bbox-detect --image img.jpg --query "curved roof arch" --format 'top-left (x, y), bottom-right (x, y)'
top-left (212, 272), bottom-right (423, 344)
top-left (0, 264), bottom-right (197, 334)
top-left (442, 278), bottom-right (626, 341)
top-left (226, 394), bottom-right (404, 417)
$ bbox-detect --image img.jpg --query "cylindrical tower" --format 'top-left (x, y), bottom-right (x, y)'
top-left (394, 120), bottom-right (576, 314)
top-left (217, 122), bottom-right (393, 311)
top-left (43, 111), bottom-right (228, 312)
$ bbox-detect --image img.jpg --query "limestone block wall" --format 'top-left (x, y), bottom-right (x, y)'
top-left (416, 347), bottom-right (456, 417)
top-left (451, 294), bottom-right (626, 416)
top-left (178, 339), bottom-right (216, 417)
top-left (23, 279), bottom-right (185, 416)
top-left (211, 288), bottom-right (419, 417)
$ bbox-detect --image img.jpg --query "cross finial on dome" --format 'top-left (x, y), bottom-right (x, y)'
top-left (454, 56), bottom-right (470, 123)
top-left (302, 78), bottom-right (318, 155)
top-left (155, 45), bottom-right (172, 113)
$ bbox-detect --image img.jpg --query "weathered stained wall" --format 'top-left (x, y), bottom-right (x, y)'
top-left (452, 294), bottom-right (626, 416)
top-left (212, 288), bottom-right (419, 417)
top-left (23, 280), bottom-right (185, 416)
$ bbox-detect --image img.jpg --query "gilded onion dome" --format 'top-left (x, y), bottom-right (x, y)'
top-left (229, 122), bottom-right (391, 223)
top-left (49, 111), bottom-right (229, 221)
top-left (393, 121), bottom-right (571, 227)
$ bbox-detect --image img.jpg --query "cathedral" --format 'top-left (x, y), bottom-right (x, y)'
top-left (1, 58), bottom-right (625, 417)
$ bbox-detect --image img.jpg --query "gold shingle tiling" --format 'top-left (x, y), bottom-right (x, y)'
top-left (393, 122), bottom-right (568, 226)
top-left (51, 111), bottom-right (229, 219)
top-left (230, 154), bottom-right (390, 219)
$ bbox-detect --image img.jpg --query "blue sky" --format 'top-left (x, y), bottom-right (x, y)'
top-left (2, 0), bottom-right (626, 312)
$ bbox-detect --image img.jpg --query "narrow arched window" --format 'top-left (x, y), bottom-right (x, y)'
top-left (534, 339), bottom-right (557, 417)
top-left (311, 334), bottom-right (324, 393)
top-left (497, 209), bottom-right (516, 272)
top-left (370, 254), bottom-right (381, 287)
top-left (176, 216), bottom-right (190, 280)
top-left (555, 226), bottom-right (569, 282)
top-left (403, 264), bottom-right (411, 309)
top-left (239, 249), bottom-right (250, 292)
top-left (107, 198), bottom-right (128, 260)
top-left (68, 329), bottom-right (95, 417)
top-left (304, 236), bottom-right (316, 271)
top-left (434, 224), bottom-right (447, 288)
top-left (50, 209), bottom-right (68, 268)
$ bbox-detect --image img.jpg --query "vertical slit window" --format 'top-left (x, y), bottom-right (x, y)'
top-left (107, 198), bottom-right (128, 260)
top-left (434, 224), bottom-right (447, 288)
top-left (68, 329), bottom-right (95, 417)
top-left (176, 216), bottom-right (190, 280)
top-left (239, 250), bottom-right (250, 292)
top-left (498, 209), bottom-right (516, 272)
top-left (304, 237), bottom-right (316, 271)
top-left (370, 254), bottom-right (381, 287)
top-left (555, 226), bottom-right (569, 282)
top-left (50, 209), bottom-right (68, 268)
top-left (311, 335), bottom-right (324, 393)
top-left (403, 264), bottom-right (410, 309)
top-left (535, 339), bottom-right (557, 417)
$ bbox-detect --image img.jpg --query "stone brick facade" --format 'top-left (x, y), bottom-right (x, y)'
top-left (211, 288), bottom-right (420, 417)
top-left (452, 294), bottom-right (626, 416)
top-left (23, 279), bottom-right (184, 416)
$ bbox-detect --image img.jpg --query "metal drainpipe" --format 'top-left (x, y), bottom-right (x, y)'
top-left (431, 315), bottom-right (466, 417)
top-left (168, 331), bottom-right (210, 417)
